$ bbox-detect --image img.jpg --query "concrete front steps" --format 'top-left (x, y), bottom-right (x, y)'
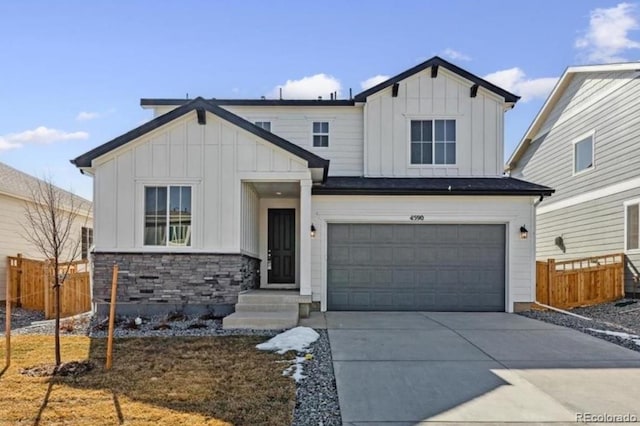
top-left (222, 289), bottom-right (311, 330)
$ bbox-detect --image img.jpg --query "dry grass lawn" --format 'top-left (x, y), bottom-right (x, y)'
top-left (0, 335), bottom-right (296, 425)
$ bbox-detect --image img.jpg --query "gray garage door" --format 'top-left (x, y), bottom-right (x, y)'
top-left (327, 224), bottom-right (505, 311)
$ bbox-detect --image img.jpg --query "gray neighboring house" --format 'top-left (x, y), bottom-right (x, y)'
top-left (507, 62), bottom-right (640, 294)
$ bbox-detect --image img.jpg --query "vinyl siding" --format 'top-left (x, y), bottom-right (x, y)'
top-left (364, 67), bottom-right (505, 178)
top-left (222, 105), bottom-right (364, 176)
top-left (240, 182), bottom-right (259, 257)
top-left (93, 110), bottom-right (311, 252)
top-left (310, 195), bottom-right (536, 311)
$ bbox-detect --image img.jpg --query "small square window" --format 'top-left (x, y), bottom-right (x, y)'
top-left (254, 121), bottom-right (271, 132)
top-left (574, 135), bottom-right (594, 173)
top-left (312, 121), bottom-right (329, 147)
top-left (627, 203), bottom-right (640, 251)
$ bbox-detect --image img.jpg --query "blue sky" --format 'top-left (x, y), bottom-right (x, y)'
top-left (1, 1), bottom-right (639, 200)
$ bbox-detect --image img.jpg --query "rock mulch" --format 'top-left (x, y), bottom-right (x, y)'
top-left (20, 360), bottom-right (94, 377)
top-left (521, 298), bottom-right (640, 353)
top-left (3, 308), bottom-right (342, 425)
top-left (0, 306), bottom-right (45, 333)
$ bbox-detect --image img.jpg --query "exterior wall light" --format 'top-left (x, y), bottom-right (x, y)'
top-left (520, 225), bottom-right (529, 240)
top-left (310, 224), bottom-right (316, 238)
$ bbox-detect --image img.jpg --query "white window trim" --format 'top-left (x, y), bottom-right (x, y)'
top-left (624, 198), bottom-right (640, 253)
top-left (311, 120), bottom-right (331, 148)
top-left (142, 184), bottom-right (195, 249)
top-left (406, 117), bottom-right (458, 167)
top-left (254, 120), bottom-right (273, 132)
top-left (572, 129), bottom-right (596, 176)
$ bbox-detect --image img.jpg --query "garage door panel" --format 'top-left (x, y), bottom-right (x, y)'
top-left (327, 224), bottom-right (505, 311)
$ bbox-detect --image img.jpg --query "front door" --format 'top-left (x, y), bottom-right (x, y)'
top-left (268, 209), bottom-right (296, 284)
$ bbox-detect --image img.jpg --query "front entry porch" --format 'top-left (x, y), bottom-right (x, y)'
top-left (222, 289), bottom-right (312, 329)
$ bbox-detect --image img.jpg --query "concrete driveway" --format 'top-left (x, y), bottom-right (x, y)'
top-left (325, 312), bottom-right (640, 425)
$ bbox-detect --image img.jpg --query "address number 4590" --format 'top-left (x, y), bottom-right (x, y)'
top-left (410, 215), bottom-right (424, 221)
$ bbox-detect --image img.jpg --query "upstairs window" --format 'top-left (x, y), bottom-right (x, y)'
top-left (312, 121), bottom-right (329, 147)
top-left (81, 227), bottom-right (93, 260)
top-left (144, 186), bottom-right (192, 247)
top-left (626, 201), bottom-right (640, 251)
top-left (574, 134), bottom-right (594, 174)
top-left (254, 121), bottom-right (271, 132)
top-left (411, 119), bottom-right (456, 165)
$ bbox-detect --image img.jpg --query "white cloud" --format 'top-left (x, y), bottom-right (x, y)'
top-left (360, 75), bottom-right (390, 90)
top-left (0, 126), bottom-right (89, 151)
top-left (484, 68), bottom-right (557, 102)
top-left (76, 111), bottom-right (100, 121)
top-left (442, 48), bottom-right (471, 61)
top-left (576, 2), bottom-right (640, 63)
top-left (269, 73), bottom-right (341, 99)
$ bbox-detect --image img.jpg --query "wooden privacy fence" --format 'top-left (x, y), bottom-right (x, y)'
top-left (536, 253), bottom-right (624, 309)
top-left (6, 254), bottom-right (91, 319)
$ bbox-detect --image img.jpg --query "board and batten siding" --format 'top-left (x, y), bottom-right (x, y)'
top-left (512, 71), bottom-right (640, 204)
top-left (222, 105), bottom-right (364, 176)
top-left (240, 182), bottom-right (259, 257)
top-left (93, 111), bottom-right (311, 252)
top-left (364, 68), bottom-right (505, 178)
top-left (310, 195), bottom-right (536, 311)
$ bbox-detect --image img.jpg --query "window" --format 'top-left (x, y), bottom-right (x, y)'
top-left (626, 201), bottom-right (640, 251)
top-left (574, 134), bottom-right (594, 173)
top-left (410, 119), bottom-right (456, 165)
top-left (255, 121), bottom-right (271, 132)
top-left (144, 186), bottom-right (192, 246)
top-left (81, 227), bottom-right (93, 260)
top-left (312, 121), bottom-right (329, 147)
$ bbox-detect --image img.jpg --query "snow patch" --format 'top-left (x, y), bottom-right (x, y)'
top-left (256, 326), bottom-right (319, 354)
top-left (587, 328), bottom-right (640, 346)
top-left (257, 327), bottom-right (320, 382)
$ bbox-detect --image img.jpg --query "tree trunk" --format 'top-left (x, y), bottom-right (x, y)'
top-left (54, 281), bottom-right (61, 366)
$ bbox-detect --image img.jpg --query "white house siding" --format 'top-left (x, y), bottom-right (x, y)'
top-left (240, 183), bottom-right (259, 257)
top-left (92, 110), bottom-right (311, 252)
top-left (310, 195), bottom-right (536, 312)
top-left (222, 105), bottom-right (364, 176)
top-left (364, 68), bottom-right (505, 178)
top-left (512, 71), bottom-right (640, 203)
top-left (0, 192), bottom-right (92, 301)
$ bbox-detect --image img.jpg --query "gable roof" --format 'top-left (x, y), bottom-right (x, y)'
top-left (312, 176), bottom-right (553, 196)
top-left (71, 97), bottom-right (330, 174)
top-left (0, 161), bottom-right (91, 206)
top-left (506, 61), bottom-right (640, 171)
top-left (354, 56), bottom-right (520, 103)
top-left (141, 98), bottom-right (356, 107)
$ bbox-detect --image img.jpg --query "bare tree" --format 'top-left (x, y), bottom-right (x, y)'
top-left (21, 174), bottom-right (90, 365)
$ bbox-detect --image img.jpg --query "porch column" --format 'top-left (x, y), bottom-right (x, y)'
top-left (299, 179), bottom-right (312, 296)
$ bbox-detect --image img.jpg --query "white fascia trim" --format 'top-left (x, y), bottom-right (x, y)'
top-left (538, 176), bottom-right (640, 215)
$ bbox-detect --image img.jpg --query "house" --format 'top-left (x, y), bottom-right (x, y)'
top-left (72, 56), bottom-right (552, 327)
top-left (0, 161), bottom-right (93, 301)
top-left (507, 62), bottom-right (640, 294)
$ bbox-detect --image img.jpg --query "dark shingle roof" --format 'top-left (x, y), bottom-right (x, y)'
top-left (354, 56), bottom-right (520, 103)
top-left (312, 176), bottom-right (554, 196)
top-left (71, 97), bottom-right (329, 173)
top-left (141, 99), bottom-right (356, 107)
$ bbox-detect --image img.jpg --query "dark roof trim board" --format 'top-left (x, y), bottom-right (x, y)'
top-left (354, 56), bottom-right (520, 103)
top-left (312, 177), bottom-right (554, 196)
top-left (71, 97), bottom-right (330, 174)
top-left (141, 98), bottom-right (357, 107)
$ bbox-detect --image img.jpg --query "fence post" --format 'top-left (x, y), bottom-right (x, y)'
top-left (5, 257), bottom-right (11, 367)
top-left (16, 254), bottom-right (23, 308)
top-left (547, 258), bottom-right (555, 307)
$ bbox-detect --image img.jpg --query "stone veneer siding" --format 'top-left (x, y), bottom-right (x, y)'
top-left (92, 252), bottom-right (260, 316)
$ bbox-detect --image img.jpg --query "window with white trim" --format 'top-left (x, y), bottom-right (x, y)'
top-left (574, 135), bottom-right (594, 173)
top-left (626, 201), bottom-right (640, 251)
top-left (254, 121), bottom-right (271, 131)
top-left (81, 227), bottom-right (93, 260)
top-left (410, 119), bottom-right (456, 165)
top-left (144, 186), bottom-right (192, 246)
top-left (312, 121), bottom-right (329, 147)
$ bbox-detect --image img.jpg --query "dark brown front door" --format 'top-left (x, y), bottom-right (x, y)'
top-left (268, 209), bottom-right (296, 284)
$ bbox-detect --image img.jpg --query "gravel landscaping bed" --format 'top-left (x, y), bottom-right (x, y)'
top-left (520, 298), bottom-right (640, 353)
top-left (0, 306), bottom-right (45, 334)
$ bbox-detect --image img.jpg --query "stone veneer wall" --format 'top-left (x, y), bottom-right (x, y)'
top-left (92, 252), bottom-right (260, 316)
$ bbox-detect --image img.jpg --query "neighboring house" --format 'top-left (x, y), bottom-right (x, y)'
top-left (0, 161), bottom-right (93, 301)
top-left (507, 62), bottom-right (640, 294)
top-left (72, 56), bottom-right (552, 323)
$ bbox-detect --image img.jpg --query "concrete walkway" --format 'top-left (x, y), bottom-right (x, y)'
top-left (323, 311), bottom-right (640, 425)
